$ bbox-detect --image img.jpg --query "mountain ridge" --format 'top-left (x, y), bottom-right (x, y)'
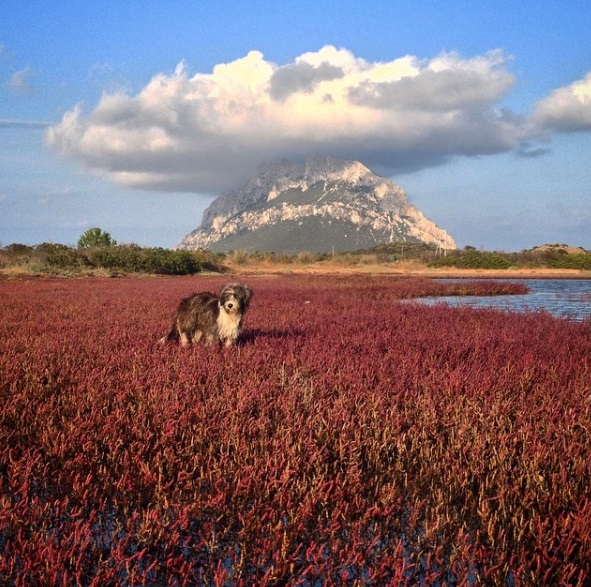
top-left (178, 157), bottom-right (456, 253)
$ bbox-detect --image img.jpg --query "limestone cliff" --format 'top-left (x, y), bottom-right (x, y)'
top-left (178, 157), bottom-right (455, 253)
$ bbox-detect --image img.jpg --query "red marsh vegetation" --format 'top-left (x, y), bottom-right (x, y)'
top-left (1, 275), bottom-right (590, 585)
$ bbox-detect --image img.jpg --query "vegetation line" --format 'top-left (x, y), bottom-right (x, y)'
top-left (1, 228), bottom-right (590, 276)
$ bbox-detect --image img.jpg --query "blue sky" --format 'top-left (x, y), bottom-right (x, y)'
top-left (1, 0), bottom-right (590, 250)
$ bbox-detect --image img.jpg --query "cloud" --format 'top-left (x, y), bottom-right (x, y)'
top-left (270, 60), bottom-right (345, 101)
top-left (515, 142), bottom-right (552, 158)
top-left (45, 46), bottom-right (567, 194)
top-left (533, 72), bottom-right (591, 132)
top-left (0, 119), bottom-right (50, 129)
top-left (349, 51), bottom-right (514, 111)
top-left (7, 66), bottom-right (34, 94)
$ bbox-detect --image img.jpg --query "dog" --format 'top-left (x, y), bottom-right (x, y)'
top-left (161, 283), bottom-right (253, 348)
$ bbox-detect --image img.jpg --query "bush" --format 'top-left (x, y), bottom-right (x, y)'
top-left (293, 251), bottom-right (318, 265)
top-left (225, 250), bottom-right (252, 265)
top-left (430, 250), bottom-right (513, 269)
top-left (34, 243), bottom-right (87, 269)
top-left (545, 253), bottom-right (591, 270)
top-left (0, 244), bottom-right (35, 268)
top-left (85, 245), bottom-right (205, 275)
top-left (141, 248), bottom-right (204, 275)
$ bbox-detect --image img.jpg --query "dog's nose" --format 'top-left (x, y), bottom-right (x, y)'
top-left (227, 303), bottom-right (234, 309)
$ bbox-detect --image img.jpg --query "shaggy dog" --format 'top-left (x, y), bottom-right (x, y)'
top-left (161, 283), bottom-right (253, 347)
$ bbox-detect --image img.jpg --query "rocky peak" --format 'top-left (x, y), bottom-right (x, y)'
top-left (179, 157), bottom-right (456, 253)
top-left (202, 157), bottom-right (381, 229)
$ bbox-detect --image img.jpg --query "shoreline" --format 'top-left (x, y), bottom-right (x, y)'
top-left (222, 261), bottom-right (591, 280)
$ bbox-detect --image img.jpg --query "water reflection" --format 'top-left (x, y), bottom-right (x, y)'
top-left (416, 279), bottom-right (591, 321)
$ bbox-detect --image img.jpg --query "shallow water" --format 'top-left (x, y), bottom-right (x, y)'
top-left (417, 279), bottom-right (591, 321)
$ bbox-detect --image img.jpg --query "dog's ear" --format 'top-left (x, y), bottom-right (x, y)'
top-left (242, 284), bottom-right (253, 308)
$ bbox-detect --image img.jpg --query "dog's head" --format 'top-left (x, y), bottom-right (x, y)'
top-left (219, 283), bottom-right (253, 315)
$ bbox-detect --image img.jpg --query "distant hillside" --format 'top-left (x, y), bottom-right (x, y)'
top-left (530, 244), bottom-right (588, 255)
top-left (177, 157), bottom-right (455, 253)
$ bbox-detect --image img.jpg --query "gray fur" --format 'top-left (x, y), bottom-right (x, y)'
top-left (161, 283), bottom-right (253, 347)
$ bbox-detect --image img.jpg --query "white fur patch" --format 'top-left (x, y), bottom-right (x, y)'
top-left (216, 309), bottom-right (241, 342)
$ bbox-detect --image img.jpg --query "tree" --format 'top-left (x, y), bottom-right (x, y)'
top-left (77, 228), bottom-right (116, 249)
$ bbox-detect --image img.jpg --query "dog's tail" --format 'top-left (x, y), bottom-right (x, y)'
top-left (159, 324), bottom-right (179, 344)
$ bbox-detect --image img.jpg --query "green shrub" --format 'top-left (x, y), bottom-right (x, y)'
top-left (141, 248), bottom-right (204, 275)
top-left (545, 253), bottom-right (591, 270)
top-left (34, 243), bottom-right (87, 269)
top-left (84, 245), bottom-right (204, 274)
top-left (429, 250), bottom-right (513, 269)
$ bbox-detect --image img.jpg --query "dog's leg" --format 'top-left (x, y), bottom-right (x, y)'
top-left (180, 332), bottom-right (191, 347)
top-left (160, 324), bottom-right (179, 344)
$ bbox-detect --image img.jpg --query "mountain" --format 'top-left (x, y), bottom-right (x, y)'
top-left (177, 157), bottom-right (456, 253)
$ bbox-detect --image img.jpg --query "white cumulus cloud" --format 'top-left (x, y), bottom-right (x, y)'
top-left (533, 72), bottom-right (591, 132)
top-left (45, 46), bottom-right (561, 194)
